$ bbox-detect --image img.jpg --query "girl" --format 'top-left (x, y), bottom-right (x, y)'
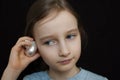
top-left (1, 0), bottom-right (108, 80)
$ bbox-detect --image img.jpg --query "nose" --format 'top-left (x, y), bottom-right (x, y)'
top-left (59, 40), bottom-right (70, 57)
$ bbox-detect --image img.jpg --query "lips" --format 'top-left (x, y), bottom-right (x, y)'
top-left (58, 58), bottom-right (73, 65)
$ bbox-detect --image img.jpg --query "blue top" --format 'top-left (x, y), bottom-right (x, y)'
top-left (23, 68), bottom-right (108, 80)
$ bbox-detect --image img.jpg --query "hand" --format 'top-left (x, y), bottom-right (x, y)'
top-left (7, 36), bottom-right (40, 71)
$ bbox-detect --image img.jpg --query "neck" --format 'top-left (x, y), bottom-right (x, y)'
top-left (48, 66), bottom-right (80, 80)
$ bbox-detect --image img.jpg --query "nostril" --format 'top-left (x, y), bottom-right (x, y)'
top-left (59, 41), bottom-right (70, 57)
top-left (59, 47), bottom-right (70, 57)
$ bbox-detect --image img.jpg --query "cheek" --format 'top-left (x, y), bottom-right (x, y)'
top-left (38, 46), bottom-right (58, 55)
top-left (37, 46), bottom-right (58, 63)
top-left (71, 36), bottom-right (81, 50)
top-left (69, 36), bottom-right (81, 57)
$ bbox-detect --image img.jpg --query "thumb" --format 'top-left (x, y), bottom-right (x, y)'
top-left (29, 53), bottom-right (40, 62)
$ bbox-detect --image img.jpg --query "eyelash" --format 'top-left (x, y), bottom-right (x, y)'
top-left (66, 34), bottom-right (77, 39)
top-left (44, 40), bottom-right (56, 46)
top-left (43, 34), bottom-right (77, 46)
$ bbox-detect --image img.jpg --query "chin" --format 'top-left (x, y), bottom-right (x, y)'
top-left (57, 61), bottom-right (76, 72)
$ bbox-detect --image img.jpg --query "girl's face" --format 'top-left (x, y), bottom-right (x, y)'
top-left (33, 10), bottom-right (81, 72)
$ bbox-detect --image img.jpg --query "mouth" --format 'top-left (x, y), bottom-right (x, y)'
top-left (58, 58), bottom-right (73, 65)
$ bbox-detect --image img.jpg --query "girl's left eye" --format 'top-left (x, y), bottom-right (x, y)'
top-left (66, 34), bottom-right (76, 39)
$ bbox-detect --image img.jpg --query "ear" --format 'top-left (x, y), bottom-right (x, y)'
top-left (36, 49), bottom-right (41, 57)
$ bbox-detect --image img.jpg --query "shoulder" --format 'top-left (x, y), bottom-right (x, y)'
top-left (23, 71), bottom-right (50, 80)
top-left (79, 68), bottom-right (108, 80)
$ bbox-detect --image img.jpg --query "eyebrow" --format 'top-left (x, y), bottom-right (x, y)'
top-left (39, 28), bottom-right (78, 41)
top-left (67, 28), bottom-right (78, 33)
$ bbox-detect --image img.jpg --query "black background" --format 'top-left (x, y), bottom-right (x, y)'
top-left (0, 0), bottom-right (112, 80)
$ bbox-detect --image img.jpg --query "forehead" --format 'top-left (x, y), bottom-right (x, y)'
top-left (33, 10), bottom-right (78, 36)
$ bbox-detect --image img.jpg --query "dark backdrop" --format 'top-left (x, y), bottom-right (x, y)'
top-left (0, 0), bottom-right (112, 80)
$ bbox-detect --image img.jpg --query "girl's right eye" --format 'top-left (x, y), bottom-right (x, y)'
top-left (44, 40), bottom-right (57, 46)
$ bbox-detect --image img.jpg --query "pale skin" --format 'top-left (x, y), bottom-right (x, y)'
top-left (1, 37), bottom-right (40, 80)
top-left (1, 10), bottom-right (81, 80)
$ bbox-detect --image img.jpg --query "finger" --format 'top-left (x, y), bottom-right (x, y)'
top-left (13, 40), bottom-right (33, 53)
top-left (27, 53), bottom-right (40, 62)
top-left (16, 36), bottom-right (33, 45)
